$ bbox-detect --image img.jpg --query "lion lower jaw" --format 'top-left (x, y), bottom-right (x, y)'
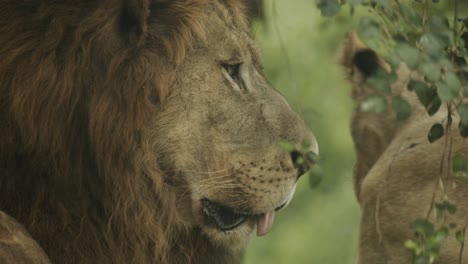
top-left (201, 199), bottom-right (281, 237)
top-left (201, 199), bottom-right (249, 231)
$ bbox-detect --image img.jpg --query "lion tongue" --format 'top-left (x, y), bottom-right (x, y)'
top-left (256, 210), bottom-right (275, 236)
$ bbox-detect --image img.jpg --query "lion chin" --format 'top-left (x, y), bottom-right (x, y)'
top-left (0, 0), bottom-right (317, 263)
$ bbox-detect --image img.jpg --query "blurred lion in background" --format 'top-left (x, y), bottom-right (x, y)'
top-left (341, 32), bottom-right (468, 264)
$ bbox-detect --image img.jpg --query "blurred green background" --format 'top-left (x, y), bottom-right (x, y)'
top-left (244, 1), bottom-right (360, 263)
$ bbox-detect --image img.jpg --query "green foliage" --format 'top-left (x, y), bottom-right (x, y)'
top-left (405, 219), bottom-right (450, 264)
top-left (278, 139), bottom-right (322, 188)
top-left (408, 80), bottom-right (442, 115)
top-left (316, 0), bottom-right (340, 17)
top-left (308, 165), bottom-right (323, 188)
top-left (360, 95), bottom-right (387, 113)
top-left (367, 69), bottom-right (395, 92)
top-left (458, 103), bottom-right (468, 125)
top-left (428, 123), bottom-right (444, 143)
top-left (396, 43), bottom-right (420, 69)
top-left (392, 96), bottom-right (412, 120)
top-left (278, 140), bottom-right (296, 152)
top-left (453, 154), bottom-right (468, 183)
top-left (435, 200), bottom-right (457, 217)
top-left (317, 1), bottom-right (468, 263)
top-left (452, 154), bottom-right (467, 172)
top-left (456, 230), bottom-right (465, 244)
top-left (318, 0), bottom-right (468, 139)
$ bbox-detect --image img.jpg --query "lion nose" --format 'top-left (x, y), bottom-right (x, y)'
top-left (291, 150), bottom-right (319, 180)
top-left (290, 150), bottom-right (308, 179)
top-left (290, 135), bottom-right (319, 180)
top-left (290, 151), bottom-right (304, 178)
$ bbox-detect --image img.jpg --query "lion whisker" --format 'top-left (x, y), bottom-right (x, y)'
top-left (164, 168), bottom-right (232, 175)
top-left (196, 174), bottom-right (237, 184)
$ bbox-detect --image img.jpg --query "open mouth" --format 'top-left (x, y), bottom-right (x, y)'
top-left (201, 198), bottom-right (286, 236)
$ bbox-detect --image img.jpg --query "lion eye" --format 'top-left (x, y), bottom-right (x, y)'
top-left (222, 63), bottom-right (245, 90)
top-left (224, 63), bottom-right (240, 77)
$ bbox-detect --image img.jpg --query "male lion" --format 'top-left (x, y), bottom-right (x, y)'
top-left (341, 32), bottom-right (468, 263)
top-left (0, 1), bottom-right (317, 263)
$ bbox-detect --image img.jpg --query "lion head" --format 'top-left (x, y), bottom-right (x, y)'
top-left (0, 0), bottom-right (317, 263)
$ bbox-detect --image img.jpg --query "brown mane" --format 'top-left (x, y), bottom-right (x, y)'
top-left (0, 1), bottom-right (248, 263)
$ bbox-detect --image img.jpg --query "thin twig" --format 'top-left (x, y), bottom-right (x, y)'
top-left (422, 0), bottom-right (429, 28)
top-left (425, 178), bottom-right (440, 220)
top-left (445, 103), bottom-right (454, 185)
top-left (454, 0), bottom-right (460, 47)
top-left (459, 221), bottom-right (468, 264)
top-left (375, 194), bottom-right (383, 243)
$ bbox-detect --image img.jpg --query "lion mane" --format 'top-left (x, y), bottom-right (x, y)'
top-left (0, 1), bottom-right (250, 263)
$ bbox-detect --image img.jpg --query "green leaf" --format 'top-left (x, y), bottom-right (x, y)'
top-left (374, 0), bottom-right (391, 9)
top-left (429, 15), bottom-right (450, 34)
top-left (463, 85), bottom-right (468, 97)
top-left (392, 96), bottom-right (411, 120)
top-left (308, 165), bottom-right (323, 188)
top-left (316, 0), bottom-right (341, 17)
top-left (446, 202), bottom-right (457, 215)
top-left (360, 95), bottom-right (387, 113)
top-left (433, 226), bottom-right (449, 243)
top-left (439, 58), bottom-right (454, 71)
top-left (428, 15), bottom-right (452, 47)
top-left (301, 139), bottom-right (311, 149)
top-left (427, 96), bottom-right (441, 116)
top-left (296, 156), bottom-right (304, 165)
top-left (404, 239), bottom-right (420, 251)
top-left (306, 151), bottom-right (319, 164)
top-left (452, 154), bottom-right (466, 172)
top-left (435, 203), bottom-right (445, 220)
top-left (419, 62), bottom-right (441, 83)
top-left (456, 230), bottom-right (465, 244)
top-left (437, 226), bottom-right (449, 240)
top-left (459, 122), bottom-right (468, 138)
top-left (396, 43), bottom-right (419, 69)
top-left (408, 80), bottom-right (433, 106)
top-left (367, 69), bottom-right (395, 93)
top-left (411, 219), bottom-right (435, 235)
top-left (347, 0), bottom-right (364, 5)
top-left (436, 82), bottom-right (455, 102)
top-left (434, 201), bottom-right (456, 215)
top-left (399, 5), bottom-right (422, 26)
top-left (278, 140), bottom-right (296, 152)
top-left (420, 33), bottom-right (443, 56)
top-left (358, 17), bottom-right (382, 43)
top-left (414, 256), bottom-right (430, 264)
top-left (408, 80), bottom-right (441, 116)
top-left (428, 123), bottom-right (444, 143)
top-left (458, 175), bottom-right (468, 185)
top-left (444, 72), bottom-right (461, 96)
top-left (457, 103), bottom-right (468, 126)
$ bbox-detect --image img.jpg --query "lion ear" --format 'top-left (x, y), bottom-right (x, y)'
top-left (339, 32), bottom-right (382, 81)
top-left (339, 32), bottom-right (393, 98)
top-left (119, 0), bottom-right (165, 46)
